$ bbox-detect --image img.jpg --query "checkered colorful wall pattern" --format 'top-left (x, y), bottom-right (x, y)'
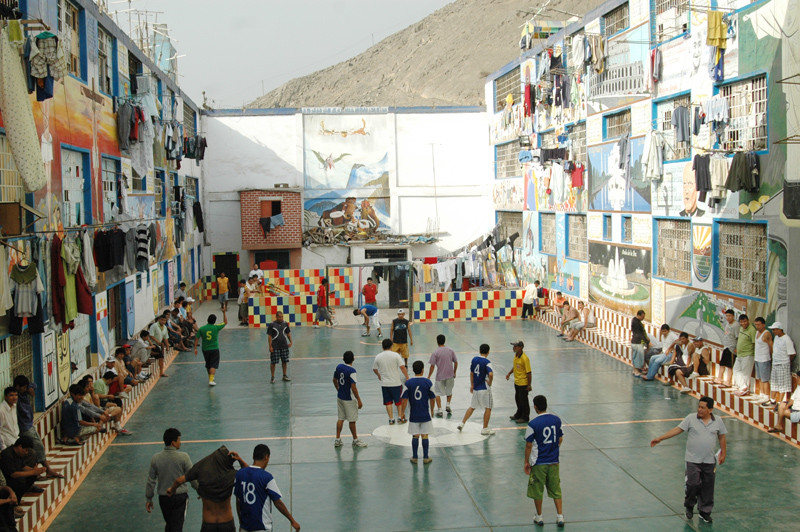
top-left (413, 290), bottom-right (522, 322)
top-left (261, 268), bottom-right (354, 307)
top-left (248, 294), bottom-right (316, 327)
top-left (201, 275), bottom-right (215, 301)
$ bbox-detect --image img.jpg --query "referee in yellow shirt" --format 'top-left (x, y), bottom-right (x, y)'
top-left (506, 341), bottom-right (532, 423)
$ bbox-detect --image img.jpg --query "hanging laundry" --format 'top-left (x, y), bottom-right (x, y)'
top-left (692, 106), bottom-right (705, 136)
top-left (642, 130), bottom-right (666, 181)
top-left (589, 35), bottom-right (604, 74)
top-left (671, 105), bottom-right (691, 143)
top-left (706, 12), bottom-right (727, 49)
top-left (570, 162), bottom-right (585, 188)
top-left (29, 34), bottom-right (67, 80)
top-left (51, 235), bottom-right (68, 330)
top-left (81, 229), bottom-right (97, 289)
top-left (259, 217), bottom-right (271, 237)
top-left (8, 263), bottom-right (45, 335)
top-left (570, 34), bottom-right (585, 68)
top-left (271, 213), bottom-right (285, 228)
top-left (725, 151), bottom-right (760, 192)
top-left (135, 223), bottom-right (150, 272)
top-left (0, 247), bottom-right (13, 313)
top-left (61, 239), bottom-right (82, 325)
top-left (117, 102), bottom-right (134, 151)
top-left (196, 137), bottom-right (208, 161)
top-left (693, 154), bottom-right (712, 202)
top-left (125, 229), bottom-right (137, 272)
top-left (193, 201), bottom-right (205, 232)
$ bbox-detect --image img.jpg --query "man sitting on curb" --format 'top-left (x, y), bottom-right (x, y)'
top-left (769, 375), bottom-right (800, 434)
top-left (0, 437), bottom-right (45, 501)
top-left (556, 302), bottom-right (580, 338)
top-left (61, 384), bottom-right (107, 445)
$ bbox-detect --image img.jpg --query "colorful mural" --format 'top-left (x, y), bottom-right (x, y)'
top-left (588, 242), bottom-right (651, 316)
top-left (493, 177), bottom-right (524, 211)
top-left (664, 284), bottom-right (747, 344)
top-left (588, 137), bottom-right (650, 212)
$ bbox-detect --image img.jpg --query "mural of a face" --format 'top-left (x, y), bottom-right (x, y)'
top-left (682, 166), bottom-right (698, 214)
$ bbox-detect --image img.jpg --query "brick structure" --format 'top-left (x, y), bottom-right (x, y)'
top-left (239, 189), bottom-right (302, 250)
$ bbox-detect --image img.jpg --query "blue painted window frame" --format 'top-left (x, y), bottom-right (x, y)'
top-left (712, 218), bottom-right (769, 302)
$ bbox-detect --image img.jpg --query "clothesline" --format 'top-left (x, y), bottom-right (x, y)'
top-left (3, 215), bottom-right (178, 239)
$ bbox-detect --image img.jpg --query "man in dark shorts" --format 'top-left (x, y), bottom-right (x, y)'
top-left (195, 313), bottom-right (228, 387)
top-left (267, 311), bottom-right (293, 384)
top-left (666, 332), bottom-right (694, 393)
top-left (714, 309), bottom-right (738, 386)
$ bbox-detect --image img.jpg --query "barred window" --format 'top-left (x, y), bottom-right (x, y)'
top-left (65, 2), bottom-right (81, 78)
top-left (98, 28), bottom-right (114, 95)
top-left (540, 213), bottom-right (556, 255)
top-left (495, 141), bottom-right (521, 179)
top-left (155, 171), bottom-right (165, 216)
top-left (622, 215), bottom-right (632, 243)
top-left (656, 219), bottom-right (691, 283)
top-left (131, 169), bottom-right (144, 192)
top-left (540, 131), bottom-right (558, 149)
top-left (496, 211), bottom-right (523, 243)
top-left (494, 65), bottom-right (522, 111)
top-left (571, 122), bottom-right (587, 164)
top-left (185, 176), bottom-right (198, 198)
top-left (603, 3), bottom-right (629, 37)
top-left (101, 157), bottom-right (118, 223)
top-left (604, 109), bottom-right (630, 140)
top-left (567, 214), bottom-right (587, 261)
top-left (657, 94), bottom-right (691, 160)
top-left (0, 135), bottom-right (23, 203)
top-left (603, 214), bottom-right (612, 240)
top-left (721, 75), bottom-right (768, 152)
top-left (183, 102), bottom-right (197, 138)
top-left (716, 222), bottom-right (767, 299)
top-left (654, 0), bottom-right (689, 43)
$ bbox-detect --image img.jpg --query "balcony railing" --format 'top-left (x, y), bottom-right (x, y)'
top-left (586, 61), bottom-right (646, 100)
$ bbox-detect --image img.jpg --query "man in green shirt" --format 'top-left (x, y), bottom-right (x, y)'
top-left (195, 312), bottom-right (228, 386)
top-left (732, 314), bottom-right (756, 396)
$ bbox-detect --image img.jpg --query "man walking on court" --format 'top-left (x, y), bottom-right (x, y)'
top-left (506, 341), bottom-right (532, 423)
top-left (401, 361), bottom-right (436, 464)
top-left (333, 351), bottom-right (367, 448)
top-left (524, 395), bottom-right (564, 527)
top-left (146, 428), bottom-right (197, 532)
top-left (390, 309), bottom-right (413, 367)
top-left (234, 444), bottom-right (300, 532)
top-left (428, 334), bottom-right (458, 417)
top-left (216, 272), bottom-right (230, 312)
top-left (373, 338), bottom-right (409, 425)
top-left (267, 311), bottom-right (293, 383)
top-left (313, 278), bottom-right (334, 328)
top-left (650, 396), bottom-right (727, 523)
top-left (457, 344), bottom-right (495, 435)
top-left (195, 312), bottom-right (228, 387)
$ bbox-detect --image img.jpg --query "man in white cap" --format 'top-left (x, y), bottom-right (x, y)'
top-left (766, 322), bottom-right (796, 408)
top-left (390, 309), bottom-right (413, 368)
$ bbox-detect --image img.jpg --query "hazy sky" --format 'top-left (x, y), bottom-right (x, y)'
top-left (112, 0), bottom-right (454, 108)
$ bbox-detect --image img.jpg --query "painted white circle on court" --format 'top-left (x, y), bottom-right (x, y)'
top-left (372, 420), bottom-right (489, 447)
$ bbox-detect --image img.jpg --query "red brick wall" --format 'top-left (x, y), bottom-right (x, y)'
top-left (240, 190), bottom-right (302, 250)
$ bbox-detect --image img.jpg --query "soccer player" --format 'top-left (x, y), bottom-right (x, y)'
top-left (390, 309), bottom-right (413, 367)
top-left (373, 338), bottom-right (409, 424)
top-left (333, 351), bottom-right (367, 448)
top-left (457, 344), bottom-right (495, 435)
top-left (195, 312), bottom-right (228, 386)
top-left (524, 395), bottom-right (564, 527)
top-left (234, 444), bottom-right (300, 532)
top-left (428, 334), bottom-right (458, 417)
top-left (313, 278), bottom-right (334, 328)
top-left (267, 311), bottom-right (293, 383)
top-left (401, 361), bottom-right (436, 464)
top-left (353, 304), bottom-right (381, 337)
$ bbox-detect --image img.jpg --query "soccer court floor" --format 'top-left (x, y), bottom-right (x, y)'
top-left (49, 311), bottom-right (800, 531)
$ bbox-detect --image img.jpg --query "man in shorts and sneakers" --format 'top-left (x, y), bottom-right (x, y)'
top-left (767, 323), bottom-right (796, 407)
top-left (373, 339), bottom-right (409, 425)
top-left (267, 312), bottom-right (292, 383)
top-left (216, 272), bottom-right (230, 312)
top-left (524, 395), bottom-right (564, 528)
top-left (390, 309), bottom-right (413, 367)
top-left (401, 361), bottom-right (436, 464)
top-left (715, 309), bottom-right (739, 386)
top-left (333, 351), bottom-right (367, 448)
top-left (769, 370), bottom-right (800, 434)
top-left (458, 344), bottom-right (495, 436)
top-left (428, 335), bottom-right (458, 418)
top-left (313, 278), bottom-right (334, 328)
top-left (353, 304), bottom-right (381, 337)
top-left (195, 313), bottom-right (228, 386)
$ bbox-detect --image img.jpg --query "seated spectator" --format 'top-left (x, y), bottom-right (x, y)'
top-left (171, 307), bottom-right (195, 342)
top-left (61, 384), bottom-right (105, 445)
top-left (131, 331), bottom-right (156, 374)
top-left (0, 437), bottom-right (45, 500)
top-left (557, 302), bottom-right (580, 337)
top-left (174, 282), bottom-right (188, 301)
top-left (0, 388), bottom-right (19, 450)
top-left (13, 376), bottom-right (63, 479)
top-left (94, 371), bottom-right (123, 408)
top-left (122, 343), bottom-right (144, 380)
top-left (78, 376), bottom-right (130, 435)
top-left (642, 325), bottom-right (678, 381)
top-left (553, 292), bottom-right (567, 318)
top-left (665, 333), bottom-right (694, 393)
top-left (114, 347), bottom-right (140, 388)
top-left (106, 359), bottom-right (133, 398)
top-left (165, 310), bottom-right (191, 352)
top-left (181, 300), bottom-right (199, 331)
top-left (769, 376), bottom-right (800, 433)
top-left (688, 337), bottom-right (711, 379)
top-left (0, 472), bottom-right (18, 527)
top-left (564, 301), bottom-right (594, 342)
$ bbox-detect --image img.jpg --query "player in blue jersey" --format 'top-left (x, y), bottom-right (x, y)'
top-left (333, 351), bottom-right (367, 448)
top-left (457, 344), bottom-right (495, 436)
top-left (234, 444), bottom-right (300, 532)
top-left (353, 304), bottom-right (382, 337)
top-left (524, 395), bottom-right (564, 528)
top-left (401, 361), bottom-right (437, 464)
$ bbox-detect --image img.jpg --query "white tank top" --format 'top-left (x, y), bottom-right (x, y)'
top-left (754, 329), bottom-right (771, 362)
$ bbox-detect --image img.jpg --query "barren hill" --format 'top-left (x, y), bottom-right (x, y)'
top-left (248, 0), bottom-right (603, 109)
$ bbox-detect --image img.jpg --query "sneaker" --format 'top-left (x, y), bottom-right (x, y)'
top-left (556, 334), bottom-right (564, 337)
top-left (389, 419), bottom-right (396, 425)
top-left (334, 439), bottom-right (343, 447)
top-left (557, 516), bottom-right (565, 528)
top-left (445, 406), bottom-right (452, 414)
top-left (377, 333), bottom-right (382, 338)
top-left (312, 324), bottom-right (320, 329)
top-left (209, 381), bottom-right (217, 386)
top-left (457, 423), bottom-right (464, 431)
top-left (480, 428), bottom-right (495, 436)
top-left (436, 411), bottom-right (444, 418)
top-left (699, 512), bottom-right (712, 523)
top-left (509, 415), bottom-right (519, 421)
top-left (422, 457), bottom-right (432, 464)
top-left (270, 377), bottom-right (275, 384)
top-left (685, 506), bottom-right (694, 520)
top-left (361, 332), bottom-right (369, 337)
top-left (352, 439), bottom-right (368, 447)
top-left (398, 418), bottom-right (407, 424)
top-left (533, 515), bottom-right (544, 527)
top-left (410, 458), bottom-right (418, 464)
top-left (680, 386), bottom-right (692, 393)
top-left (761, 400), bottom-right (776, 407)
top-left (282, 375), bottom-right (291, 382)
top-left (116, 428), bottom-right (132, 435)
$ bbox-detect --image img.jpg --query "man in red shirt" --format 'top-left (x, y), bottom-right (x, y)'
top-left (362, 278), bottom-right (378, 306)
top-left (313, 278), bottom-right (334, 328)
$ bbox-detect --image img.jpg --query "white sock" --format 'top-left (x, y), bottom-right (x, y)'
top-left (557, 514), bottom-right (564, 519)
top-left (114, 421), bottom-right (121, 430)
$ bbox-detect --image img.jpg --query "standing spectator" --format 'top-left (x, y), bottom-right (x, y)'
top-left (0, 388), bottom-right (19, 450)
top-left (146, 428), bottom-right (197, 532)
top-left (427, 335), bottom-right (458, 418)
top-left (650, 396), bottom-right (727, 524)
top-left (216, 272), bottom-right (230, 312)
top-left (714, 309), bottom-right (739, 386)
top-left (234, 444), bottom-right (300, 532)
top-left (521, 281), bottom-right (538, 320)
top-left (732, 314), bottom-right (757, 396)
top-left (174, 282), bottom-right (188, 301)
top-left (642, 324), bottom-right (678, 381)
top-left (630, 310), bottom-right (650, 377)
top-left (195, 313), bottom-right (228, 387)
top-left (361, 277), bottom-right (377, 306)
top-left (457, 344), bottom-right (495, 435)
top-left (313, 278), bottom-right (334, 328)
top-left (353, 304), bottom-right (381, 338)
top-left (149, 314), bottom-right (171, 377)
top-left (373, 338), bottom-right (409, 425)
top-left (333, 351), bottom-right (366, 448)
top-left (267, 312), bottom-right (292, 384)
top-left (767, 322), bottom-right (796, 407)
top-left (524, 395), bottom-right (564, 528)
top-left (12, 376), bottom-right (63, 478)
top-left (249, 263), bottom-right (264, 285)
top-left (237, 280), bottom-right (249, 326)
top-left (401, 361), bottom-right (436, 464)
top-left (390, 309), bottom-right (413, 367)
top-left (0, 437), bottom-right (45, 501)
top-left (506, 341), bottom-right (532, 424)
top-left (752, 317), bottom-right (773, 403)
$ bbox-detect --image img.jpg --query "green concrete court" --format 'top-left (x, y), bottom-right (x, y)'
top-left (49, 308), bottom-right (800, 531)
